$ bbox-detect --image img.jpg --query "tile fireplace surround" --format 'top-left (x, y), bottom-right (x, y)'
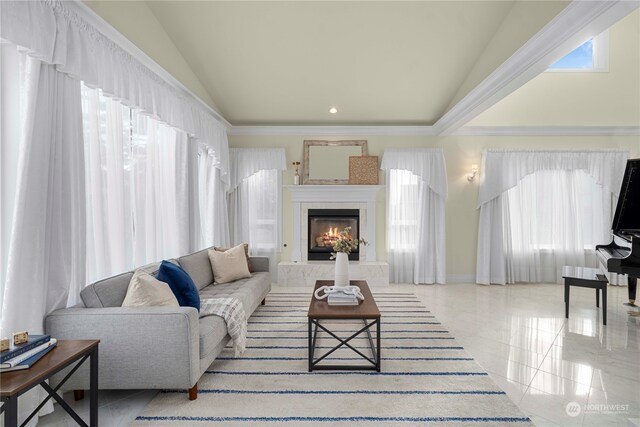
top-left (278, 185), bottom-right (389, 286)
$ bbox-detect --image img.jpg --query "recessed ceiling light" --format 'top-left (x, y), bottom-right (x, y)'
top-left (328, 107), bottom-right (338, 114)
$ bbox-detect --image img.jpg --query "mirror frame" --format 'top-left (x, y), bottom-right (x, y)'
top-left (302, 140), bottom-right (368, 185)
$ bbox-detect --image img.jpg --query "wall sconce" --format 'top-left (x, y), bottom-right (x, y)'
top-left (467, 164), bottom-right (479, 182)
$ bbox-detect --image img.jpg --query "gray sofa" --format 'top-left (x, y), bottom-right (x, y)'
top-left (45, 246), bottom-right (271, 400)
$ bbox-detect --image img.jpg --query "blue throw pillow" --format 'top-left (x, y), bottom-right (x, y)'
top-left (156, 261), bottom-right (200, 311)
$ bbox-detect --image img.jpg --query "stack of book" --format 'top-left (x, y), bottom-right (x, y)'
top-left (328, 289), bottom-right (359, 306)
top-left (1, 335), bottom-right (57, 373)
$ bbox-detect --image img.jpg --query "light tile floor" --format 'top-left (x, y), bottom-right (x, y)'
top-left (38, 283), bottom-right (640, 426)
top-left (410, 283), bottom-right (640, 427)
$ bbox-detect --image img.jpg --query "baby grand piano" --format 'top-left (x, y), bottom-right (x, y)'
top-left (596, 158), bottom-right (640, 307)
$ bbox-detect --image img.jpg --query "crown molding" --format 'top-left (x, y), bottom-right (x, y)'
top-left (434, 0), bottom-right (640, 136)
top-left (229, 125), bottom-right (640, 137)
top-left (229, 125), bottom-right (436, 136)
top-left (454, 126), bottom-right (640, 136)
top-left (67, 0), bottom-right (639, 137)
top-left (67, 0), bottom-right (232, 129)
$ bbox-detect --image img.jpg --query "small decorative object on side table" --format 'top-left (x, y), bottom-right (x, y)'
top-left (12, 331), bottom-right (28, 346)
top-left (0, 340), bottom-right (100, 427)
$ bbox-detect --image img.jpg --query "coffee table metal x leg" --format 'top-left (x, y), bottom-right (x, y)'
top-left (308, 318), bottom-right (381, 372)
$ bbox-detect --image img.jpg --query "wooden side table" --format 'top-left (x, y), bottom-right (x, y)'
top-left (0, 339), bottom-right (99, 427)
top-left (563, 266), bottom-right (609, 325)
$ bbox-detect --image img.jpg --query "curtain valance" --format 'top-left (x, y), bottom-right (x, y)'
top-left (477, 149), bottom-right (629, 207)
top-left (0, 0), bottom-right (229, 181)
top-left (228, 148), bottom-right (287, 192)
top-left (380, 149), bottom-right (448, 198)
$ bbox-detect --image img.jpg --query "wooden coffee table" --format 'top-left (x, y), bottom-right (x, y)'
top-left (307, 280), bottom-right (381, 372)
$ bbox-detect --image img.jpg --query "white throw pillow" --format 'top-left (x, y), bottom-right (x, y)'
top-left (122, 270), bottom-right (179, 307)
top-left (208, 244), bottom-right (252, 284)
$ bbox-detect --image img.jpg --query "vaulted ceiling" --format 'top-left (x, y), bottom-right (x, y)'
top-left (87, 1), bottom-right (573, 126)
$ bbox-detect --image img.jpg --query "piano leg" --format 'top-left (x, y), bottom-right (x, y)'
top-left (602, 287), bottom-right (607, 325)
top-left (627, 277), bottom-right (637, 306)
top-left (565, 284), bottom-right (570, 319)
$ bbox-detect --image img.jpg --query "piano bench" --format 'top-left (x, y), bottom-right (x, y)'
top-left (562, 266), bottom-right (609, 325)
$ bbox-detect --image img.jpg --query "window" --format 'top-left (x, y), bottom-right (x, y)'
top-left (503, 169), bottom-right (612, 282)
top-left (244, 169), bottom-right (282, 252)
top-left (547, 30), bottom-right (609, 72)
top-left (198, 147), bottom-right (229, 249)
top-left (82, 85), bottom-right (190, 283)
top-left (387, 169), bottom-right (421, 251)
top-left (505, 169), bottom-right (610, 251)
top-left (227, 148), bottom-right (285, 282)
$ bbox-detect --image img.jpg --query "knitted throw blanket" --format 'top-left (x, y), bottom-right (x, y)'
top-left (199, 298), bottom-right (247, 356)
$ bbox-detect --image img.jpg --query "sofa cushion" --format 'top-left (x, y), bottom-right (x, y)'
top-left (178, 249), bottom-right (214, 291)
top-left (136, 261), bottom-right (162, 276)
top-left (80, 272), bottom-right (134, 308)
top-left (157, 261), bottom-right (201, 311)
top-left (199, 272), bottom-right (271, 316)
top-left (214, 243), bottom-right (253, 272)
top-left (199, 315), bottom-right (228, 359)
top-left (122, 270), bottom-right (179, 308)
top-left (208, 245), bottom-right (251, 284)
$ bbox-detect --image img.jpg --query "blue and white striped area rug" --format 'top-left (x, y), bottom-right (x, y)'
top-left (132, 292), bottom-right (532, 426)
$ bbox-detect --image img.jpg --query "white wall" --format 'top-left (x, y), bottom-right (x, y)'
top-left (85, 1), bottom-right (640, 282)
top-left (229, 134), bottom-right (640, 281)
top-left (469, 9), bottom-right (640, 126)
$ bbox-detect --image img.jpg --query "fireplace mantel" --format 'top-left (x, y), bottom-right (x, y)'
top-left (285, 185), bottom-right (383, 202)
top-left (285, 185), bottom-right (383, 263)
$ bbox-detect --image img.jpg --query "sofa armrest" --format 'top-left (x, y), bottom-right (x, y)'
top-left (45, 306), bottom-right (200, 390)
top-left (249, 256), bottom-right (269, 272)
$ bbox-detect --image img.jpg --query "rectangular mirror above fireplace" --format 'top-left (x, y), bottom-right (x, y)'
top-left (308, 209), bottom-right (360, 260)
top-left (303, 140), bottom-right (368, 184)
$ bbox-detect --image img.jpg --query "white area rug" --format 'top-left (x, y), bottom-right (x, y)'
top-left (132, 292), bottom-right (533, 426)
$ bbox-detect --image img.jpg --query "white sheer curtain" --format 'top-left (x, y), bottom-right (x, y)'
top-left (0, 44), bottom-right (21, 306)
top-left (198, 145), bottom-right (230, 249)
top-left (130, 111), bottom-right (191, 265)
top-left (229, 170), bottom-right (282, 276)
top-left (1, 46), bottom-right (85, 424)
top-left (82, 85), bottom-right (191, 279)
top-left (476, 149), bottom-right (628, 285)
top-left (386, 169), bottom-right (421, 282)
top-left (504, 170), bottom-right (612, 283)
top-left (0, 4), bottom-right (230, 421)
top-left (1, 0), bottom-right (232, 278)
top-left (82, 85), bottom-right (133, 283)
top-left (0, 0), bottom-right (230, 174)
top-left (381, 149), bottom-right (448, 284)
top-left (228, 149), bottom-right (286, 277)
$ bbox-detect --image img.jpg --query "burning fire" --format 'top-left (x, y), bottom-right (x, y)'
top-left (314, 226), bottom-right (353, 248)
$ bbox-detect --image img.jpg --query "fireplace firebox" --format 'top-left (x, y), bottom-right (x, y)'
top-left (307, 209), bottom-right (360, 261)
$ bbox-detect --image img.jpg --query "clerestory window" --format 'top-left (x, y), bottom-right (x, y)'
top-left (547, 30), bottom-right (609, 72)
